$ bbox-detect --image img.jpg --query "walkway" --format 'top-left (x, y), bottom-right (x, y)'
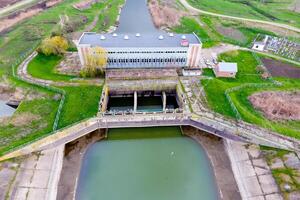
top-left (179, 0), bottom-right (300, 33)
top-left (1, 112), bottom-right (300, 161)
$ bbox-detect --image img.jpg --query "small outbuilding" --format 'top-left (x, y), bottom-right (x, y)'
top-left (214, 62), bottom-right (238, 78)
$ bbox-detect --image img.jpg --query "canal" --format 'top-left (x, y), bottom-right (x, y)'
top-left (76, 127), bottom-right (219, 200)
top-left (0, 100), bottom-right (15, 117)
top-left (76, 0), bottom-right (219, 199)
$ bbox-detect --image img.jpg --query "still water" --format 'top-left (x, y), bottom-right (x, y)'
top-left (116, 0), bottom-right (160, 33)
top-left (76, 127), bottom-right (219, 200)
top-left (0, 100), bottom-right (15, 117)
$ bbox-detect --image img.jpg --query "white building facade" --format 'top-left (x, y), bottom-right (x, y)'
top-left (77, 32), bottom-right (202, 69)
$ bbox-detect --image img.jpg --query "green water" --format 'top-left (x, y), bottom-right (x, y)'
top-left (76, 127), bottom-right (219, 200)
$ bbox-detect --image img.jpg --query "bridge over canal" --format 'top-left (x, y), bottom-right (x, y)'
top-left (1, 113), bottom-right (299, 161)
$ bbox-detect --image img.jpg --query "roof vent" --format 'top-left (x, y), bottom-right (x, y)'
top-left (158, 35), bottom-right (164, 40)
top-left (124, 35), bottom-right (129, 40)
top-left (181, 35), bottom-right (186, 39)
top-left (112, 33), bottom-right (118, 37)
top-left (100, 35), bottom-right (106, 40)
top-left (136, 33), bottom-right (141, 37)
top-left (169, 33), bottom-right (174, 37)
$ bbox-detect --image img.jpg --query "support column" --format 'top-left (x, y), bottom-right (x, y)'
top-left (134, 91), bottom-right (137, 112)
top-left (162, 91), bottom-right (166, 112)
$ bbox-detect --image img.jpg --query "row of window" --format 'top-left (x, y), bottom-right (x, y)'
top-left (107, 51), bottom-right (187, 54)
top-left (107, 58), bottom-right (187, 63)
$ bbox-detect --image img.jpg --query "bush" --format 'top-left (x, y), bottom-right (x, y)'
top-left (79, 67), bottom-right (104, 78)
top-left (37, 36), bottom-right (69, 56)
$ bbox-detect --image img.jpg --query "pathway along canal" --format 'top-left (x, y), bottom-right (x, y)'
top-left (76, 127), bottom-right (219, 200)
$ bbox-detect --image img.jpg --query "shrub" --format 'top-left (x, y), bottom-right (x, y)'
top-left (37, 36), bottom-right (69, 56)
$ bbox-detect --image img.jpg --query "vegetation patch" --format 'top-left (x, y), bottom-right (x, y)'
top-left (0, 98), bottom-right (59, 155)
top-left (249, 91), bottom-right (300, 121)
top-left (172, 17), bottom-right (217, 48)
top-left (27, 53), bottom-right (75, 81)
top-left (58, 85), bottom-right (102, 128)
top-left (201, 50), bottom-right (300, 138)
top-left (187, 0), bottom-right (300, 28)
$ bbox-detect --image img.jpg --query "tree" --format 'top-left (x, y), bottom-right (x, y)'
top-left (38, 36), bottom-right (69, 56)
top-left (86, 47), bottom-right (108, 71)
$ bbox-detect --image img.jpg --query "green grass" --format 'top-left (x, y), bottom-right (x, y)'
top-left (202, 68), bottom-right (215, 77)
top-left (0, 0), bottom-right (124, 74)
top-left (172, 17), bottom-right (217, 48)
top-left (0, 98), bottom-right (59, 155)
top-left (108, 126), bottom-right (182, 140)
top-left (201, 50), bottom-right (300, 139)
top-left (199, 16), bottom-right (281, 48)
top-left (27, 53), bottom-right (75, 81)
top-left (58, 85), bottom-right (102, 128)
top-left (188, 0), bottom-right (300, 28)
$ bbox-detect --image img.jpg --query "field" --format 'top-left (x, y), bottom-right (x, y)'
top-left (187, 0), bottom-right (300, 28)
top-left (173, 15), bottom-right (300, 49)
top-left (0, 0), bottom-right (123, 155)
top-left (201, 50), bottom-right (300, 139)
top-left (262, 58), bottom-right (300, 79)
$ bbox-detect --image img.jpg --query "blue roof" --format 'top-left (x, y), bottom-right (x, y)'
top-left (78, 32), bottom-right (201, 48)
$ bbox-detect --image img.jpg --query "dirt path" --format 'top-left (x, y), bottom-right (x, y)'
top-left (179, 0), bottom-right (300, 33)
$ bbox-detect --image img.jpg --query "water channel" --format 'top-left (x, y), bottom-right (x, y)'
top-left (76, 127), bottom-right (219, 200)
top-left (76, 0), bottom-right (219, 199)
top-left (0, 100), bottom-right (15, 117)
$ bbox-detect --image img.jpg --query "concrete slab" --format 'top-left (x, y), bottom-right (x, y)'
top-left (27, 188), bottom-right (46, 200)
top-left (242, 176), bottom-right (263, 198)
top-left (258, 174), bottom-right (279, 194)
top-left (265, 193), bottom-right (284, 200)
top-left (270, 158), bottom-right (284, 169)
top-left (247, 145), bottom-right (260, 159)
top-left (287, 191), bottom-right (300, 200)
top-left (283, 153), bottom-right (300, 169)
top-left (16, 169), bottom-right (34, 187)
top-left (254, 166), bottom-right (270, 176)
top-left (253, 159), bottom-right (270, 169)
top-left (247, 196), bottom-right (264, 200)
top-left (0, 168), bottom-right (15, 187)
top-left (237, 160), bottom-right (256, 177)
top-left (30, 170), bottom-right (50, 188)
top-left (14, 187), bottom-right (29, 200)
top-left (35, 151), bottom-right (55, 170)
top-left (20, 155), bottom-right (38, 169)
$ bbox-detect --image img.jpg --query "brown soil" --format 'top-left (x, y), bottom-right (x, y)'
top-left (249, 91), bottom-right (300, 121)
top-left (56, 52), bottom-right (82, 75)
top-left (262, 58), bottom-right (300, 79)
top-left (216, 24), bottom-right (246, 43)
top-left (57, 130), bottom-right (106, 200)
top-left (0, 0), bottom-right (62, 33)
top-left (73, 0), bottom-right (98, 10)
top-left (0, 0), bottom-right (21, 8)
top-left (148, 0), bottom-right (187, 29)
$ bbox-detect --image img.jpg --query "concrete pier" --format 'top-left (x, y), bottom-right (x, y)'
top-left (162, 91), bottom-right (166, 112)
top-left (134, 91), bottom-right (137, 112)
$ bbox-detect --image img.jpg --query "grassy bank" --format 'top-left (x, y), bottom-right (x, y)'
top-left (201, 50), bottom-right (300, 139)
top-left (0, 96), bottom-right (59, 155)
top-left (27, 53), bottom-right (75, 81)
top-left (187, 0), bottom-right (300, 28)
top-left (58, 85), bottom-right (102, 128)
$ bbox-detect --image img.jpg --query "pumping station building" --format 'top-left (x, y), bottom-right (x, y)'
top-left (77, 32), bottom-right (202, 69)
